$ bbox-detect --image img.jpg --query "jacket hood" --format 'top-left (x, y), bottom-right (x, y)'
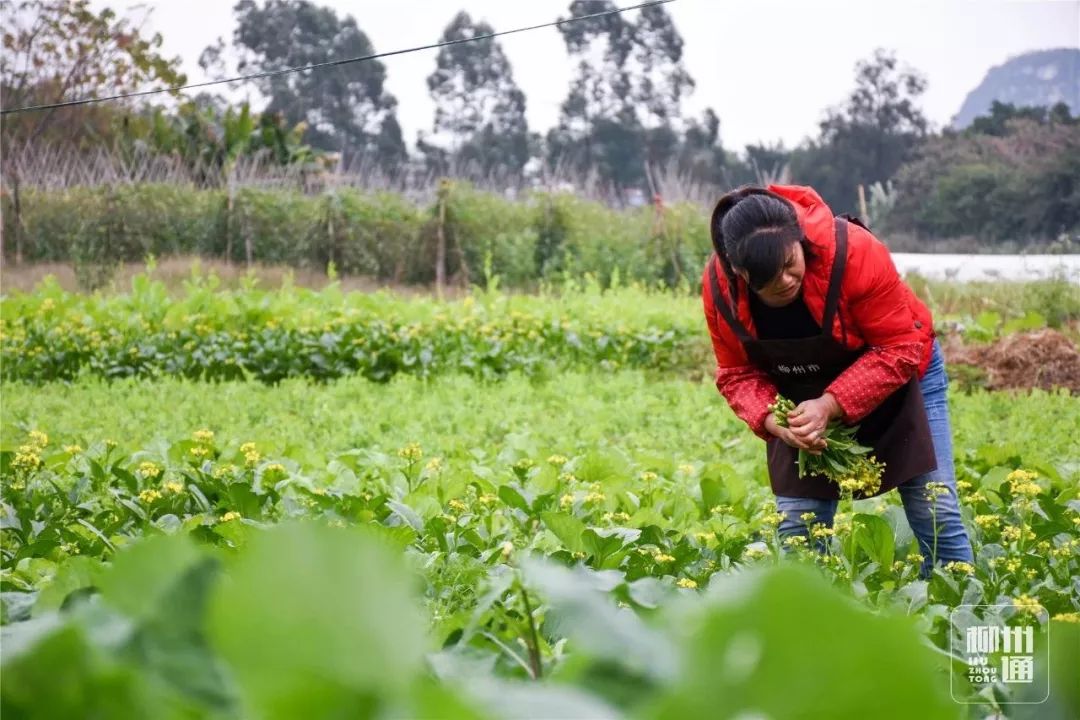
top-left (765, 183), bottom-right (837, 250)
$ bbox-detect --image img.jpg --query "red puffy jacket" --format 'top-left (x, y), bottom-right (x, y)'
top-left (702, 184), bottom-right (936, 440)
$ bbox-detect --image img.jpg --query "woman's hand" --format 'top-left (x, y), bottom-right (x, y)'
top-left (764, 414), bottom-right (826, 454)
top-left (786, 393), bottom-right (842, 448)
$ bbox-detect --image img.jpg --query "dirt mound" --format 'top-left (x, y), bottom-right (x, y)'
top-left (943, 329), bottom-right (1080, 393)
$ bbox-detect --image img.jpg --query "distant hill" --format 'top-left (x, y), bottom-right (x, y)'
top-left (953, 48), bottom-right (1080, 128)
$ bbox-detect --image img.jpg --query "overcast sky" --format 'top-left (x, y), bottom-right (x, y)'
top-left (92, 0), bottom-right (1079, 151)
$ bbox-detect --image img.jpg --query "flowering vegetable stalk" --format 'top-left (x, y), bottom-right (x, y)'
top-left (767, 394), bottom-right (885, 496)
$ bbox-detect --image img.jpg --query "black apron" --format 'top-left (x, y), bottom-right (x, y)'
top-left (708, 217), bottom-right (937, 500)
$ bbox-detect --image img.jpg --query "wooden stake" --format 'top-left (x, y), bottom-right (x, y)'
top-left (435, 180), bottom-right (447, 296)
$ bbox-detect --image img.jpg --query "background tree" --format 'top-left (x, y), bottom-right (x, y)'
top-left (546, 0), bottom-right (693, 193)
top-left (672, 109), bottom-right (727, 186)
top-left (967, 100), bottom-right (1075, 137)
top-left (790, 48), bottom-right (928, 214)
top-left (0, 0), bottom-right (185, 150)
top-left (629, 2), bottom-right (694, 172)
top-left (118, 98), bottom-right (317, 185)
top-left (888, 104), bottom-right (1080, 247)
top-left (1, 0), bottom-right (185, 264)
top-left (204, 0), bottom-right (406, 174)
top-left (423, 11), bottom-right (530, 181)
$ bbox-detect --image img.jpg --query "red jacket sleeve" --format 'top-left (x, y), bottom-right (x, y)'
top-left (702, 269), bottom-right (778, 440)
top-left (825, 226), bottom-right (926, 423)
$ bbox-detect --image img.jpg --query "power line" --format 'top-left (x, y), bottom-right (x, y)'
top-left (1, 0), bottom-right (675, 117)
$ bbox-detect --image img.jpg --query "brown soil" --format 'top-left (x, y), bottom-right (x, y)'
top-left (942, 329), bottom-right (1080, 394)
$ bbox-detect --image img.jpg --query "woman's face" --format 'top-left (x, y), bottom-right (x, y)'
top-left (737, 242), bottom-right (806, 307)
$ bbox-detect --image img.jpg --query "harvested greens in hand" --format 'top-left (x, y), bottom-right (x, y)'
top-left (768, 394), bottom-right (885, 496)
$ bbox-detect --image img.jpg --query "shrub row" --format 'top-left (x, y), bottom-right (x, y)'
top-left (2, 182), bottom-right (712, 289)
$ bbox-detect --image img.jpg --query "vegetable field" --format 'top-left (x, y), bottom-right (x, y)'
top-left (2, 272), bottom-right (1079, 719)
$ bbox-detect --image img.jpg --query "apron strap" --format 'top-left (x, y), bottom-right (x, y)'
top-left (821, 217), bottom-right (849, 338)
top-left (707, 256), bottom-right (753, 343)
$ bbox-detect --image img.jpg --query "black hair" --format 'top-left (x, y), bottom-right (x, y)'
top-left (710, 186), bottom-right (814, 303)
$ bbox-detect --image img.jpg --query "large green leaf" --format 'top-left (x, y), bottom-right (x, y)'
top-left (98, 534), bottom-right (202, 622)
top-left (540, 512), bottom-right (586, 554)
top-left (852, 513), bottom-right (895, 568)
top-left (646, 564), bottom-right (957, 719)
top-left (207, 522), bottom-right (427, 720)
top-left (522, 557), bottom-right (676, 683)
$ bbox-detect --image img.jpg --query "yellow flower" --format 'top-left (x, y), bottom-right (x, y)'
top-left (448, 499), bottom-right (468, 513)
top-left (139, 489), bottom-right (162, 504)
top-left (163, 481), bottom-right (184, 494)
top-left (424, 457), bottom-right (443, 474)
top-left (956, 480), bottom-right (973, 493)
top-left (478, 493), bottom-right (497, 505)
top-left (710, 504), bottom-right (733, 515)
top-left (907, 552), bottom-right (925, 564)
top-left (640, 471), bottom-right (658, 483)
top-left (924, 481), bottom-right (950, 500)
top-left (1004, 558), bottom-right (1022, 573)
top-left (783, 535), bottom-right (808, 548)
top-left (240, 442), bottom-right (258, 454)
top-left (1006, 469), bottom-right (1037, 484)
top-left (1001, 525), bottom-right (1036, 543)
top-left (1012, 594), bottom-right (1043, 615)
top-left (677, 464), bottom-right (696, 475)
top-left (811, 524), bottom-right (835, 539)
top-left (1052, 612), bottom-right (1080, 623)
top-left (547, 454), bottom-right (568, 466)
top-left (676, 578), bottom-right (698, 589)
top-left (212, 464), bottom-right (237, 479)
top-left (28, 430), bottom-right (48, 448)
top-left (760, 511), bottom-right (785, 528)
top-left (221, 511), bottom-right (241, 522)
top-left (652, 552), bottom-right (676, 563)
top-left (63, 444), bottom-right (83, 455)
top-left (397, 442), bottom-right (422, 462)
top-left (559, 493), bottom-right (575, 508)
top-left (1006, 469), bottom-right (1043, 498)
top-left (138, 462), bottom-right (162, 479)
top-left (694, 531), bottom-right (717, 543)
top-left (944, 561), bottom-right (975, 575)
top-left (189, 446), bottom-right (210, 459)
top-left (800, 511), bottom-right (818, 523)
top-left (558, 472), bottom-right (577, 484)
top-left (973, 514), bottom-right (1001, 530)
top-left (193, 429), bottom-right (215, 444)
top-left (584, 492), bottom-right (606, 504)
top-left (12, 446), bottom-right (42, 472)
top-left (264, 463), bottom-right (286, 477)
top-left (744, 546), bottom-right (769, 560)
top-left (500, 541), bottom-right (514, 559)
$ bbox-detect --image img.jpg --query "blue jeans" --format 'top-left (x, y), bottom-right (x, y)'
top-left (775, 339), bottom-right (974, 578)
